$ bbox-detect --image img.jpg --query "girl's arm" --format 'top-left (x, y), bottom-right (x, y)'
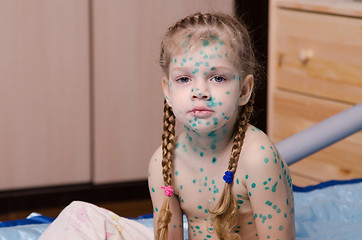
top-left (243, 133), bottom-right (295, 240)
top-left (148, 146), bottom-right (184, 240)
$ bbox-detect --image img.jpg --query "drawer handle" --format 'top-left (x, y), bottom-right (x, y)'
top-left (298, 49), bottom-right (313, 65)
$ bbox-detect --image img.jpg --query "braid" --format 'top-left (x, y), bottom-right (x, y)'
top-left (157, 100), bottom-right (176, 240)
top-left (210, 91), bottom-right (255, 240)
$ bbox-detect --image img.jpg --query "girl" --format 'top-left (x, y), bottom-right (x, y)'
top-left (148, 12), bottom-right (295, 240)
top-left (39, 12), bottom-right (295, 240)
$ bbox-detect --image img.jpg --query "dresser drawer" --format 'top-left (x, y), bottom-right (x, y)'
top-left (275, 8), bottom-right (362, 104)
top-left (270, 89), bottom-right (362, 185)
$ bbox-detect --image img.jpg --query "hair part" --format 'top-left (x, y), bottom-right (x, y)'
top-left (158, 12), bottom-right (257, 240)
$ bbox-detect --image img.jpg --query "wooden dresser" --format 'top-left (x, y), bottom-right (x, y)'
top-left (268, 0), bottom-right (362, 186)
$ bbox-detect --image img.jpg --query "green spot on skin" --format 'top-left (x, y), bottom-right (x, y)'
top-left (198, 205), bottom-right (202, 210)
top-left (193, 179), bottom-right (196, 183)
top-left (175, 171), bottom-right (179, 176)
top-left (200, 168), bottom-right (204, 172)
top-left (212, 157), bottom-right (217, 164)
top-left (151, 187), bottom-right (155, 192)
top-left (264, 158), bottom-right (269, 163)
top-left (208, 131), bottom-right (216, 137)
top-left (226, 91), bottom-right (230, 95)
top-left (251, 183), bottom-right (256, 188)
top-left (245, 175), bottom-right (249, 180)
top-left (236, 178), bottom-right (239, 184)
top-left (210, 144), bottom-right (216, 150)
top-left (261, 145), bottom-right (265, 150)
top-left (155, 207), bottom-right (158, 212)
top-left (180, 185), bottom-right (183, 190)
top-left (279, 226), bottom-right (284, 231)
top-left (200, 152), bottom-right (204, 157)
top-left (210, 67), bottom-right (215, 71)
top-left (272, 182), bottom-right (278, 192)
top-left (203, 40), bottom-right (209, 46)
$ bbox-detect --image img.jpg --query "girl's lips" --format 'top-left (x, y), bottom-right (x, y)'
top-left (189, 108), bottom-right (214, 118)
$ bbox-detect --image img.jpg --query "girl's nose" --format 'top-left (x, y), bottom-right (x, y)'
top-left (192, 84), bottom-right (211, 101)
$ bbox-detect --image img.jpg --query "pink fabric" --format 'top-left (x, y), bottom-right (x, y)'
top-left (39, 201), bottom-right (153, 240)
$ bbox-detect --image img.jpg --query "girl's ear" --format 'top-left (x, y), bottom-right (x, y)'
top-left (162, 76), bottom-right (172, 107)
top-left (238, 74), bottom-right (254, 106)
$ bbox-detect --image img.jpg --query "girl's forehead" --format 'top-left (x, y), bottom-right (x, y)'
top-left (169, 41), bottom-right (236, 69)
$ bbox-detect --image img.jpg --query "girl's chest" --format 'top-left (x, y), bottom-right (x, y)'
top-left (172, 158), bottom-right (250, 219)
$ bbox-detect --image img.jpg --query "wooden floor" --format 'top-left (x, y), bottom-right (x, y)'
top-left (0, 198), bottom-right (153, 222)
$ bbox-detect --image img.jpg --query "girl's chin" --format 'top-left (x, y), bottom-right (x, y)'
top-left (183, 123), bottom-right (229, 135)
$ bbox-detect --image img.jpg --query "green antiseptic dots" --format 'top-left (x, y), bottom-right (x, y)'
top-left (212, 157), bottom-right (217, 164)
top-left (203, 40), bottom-right (209, 46)
top-left (251, 183), bottom-right (256, 188)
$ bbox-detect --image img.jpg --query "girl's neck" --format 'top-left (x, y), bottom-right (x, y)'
top-left (182, 117), bottom-right (237, 158)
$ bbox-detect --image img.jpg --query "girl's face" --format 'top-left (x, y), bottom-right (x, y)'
top-left (163, 40), bottom-right (253, 134)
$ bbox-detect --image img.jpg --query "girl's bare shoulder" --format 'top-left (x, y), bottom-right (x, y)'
top-left (241, 124), bottom-right (280, 170)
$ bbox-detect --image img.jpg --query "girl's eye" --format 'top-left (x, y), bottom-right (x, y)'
top-left (211, 76), bottom-right (226, 83)
top-left (176, 77), bottom-right (191, 83)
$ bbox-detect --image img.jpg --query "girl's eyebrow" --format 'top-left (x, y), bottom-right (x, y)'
top-left (171, 66), bottom-right (233, 72)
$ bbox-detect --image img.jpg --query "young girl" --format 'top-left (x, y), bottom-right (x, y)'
top-left (39, 12), bottom-right (295, 240)
top-left (148, 12), bottom-right (295, 240)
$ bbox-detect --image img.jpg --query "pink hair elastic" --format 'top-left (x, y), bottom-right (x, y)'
top-left (161, 185), bottom-right (174, 197)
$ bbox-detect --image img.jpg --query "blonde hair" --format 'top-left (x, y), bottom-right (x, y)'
top-left (158, 12), bottom-right (256, 239)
